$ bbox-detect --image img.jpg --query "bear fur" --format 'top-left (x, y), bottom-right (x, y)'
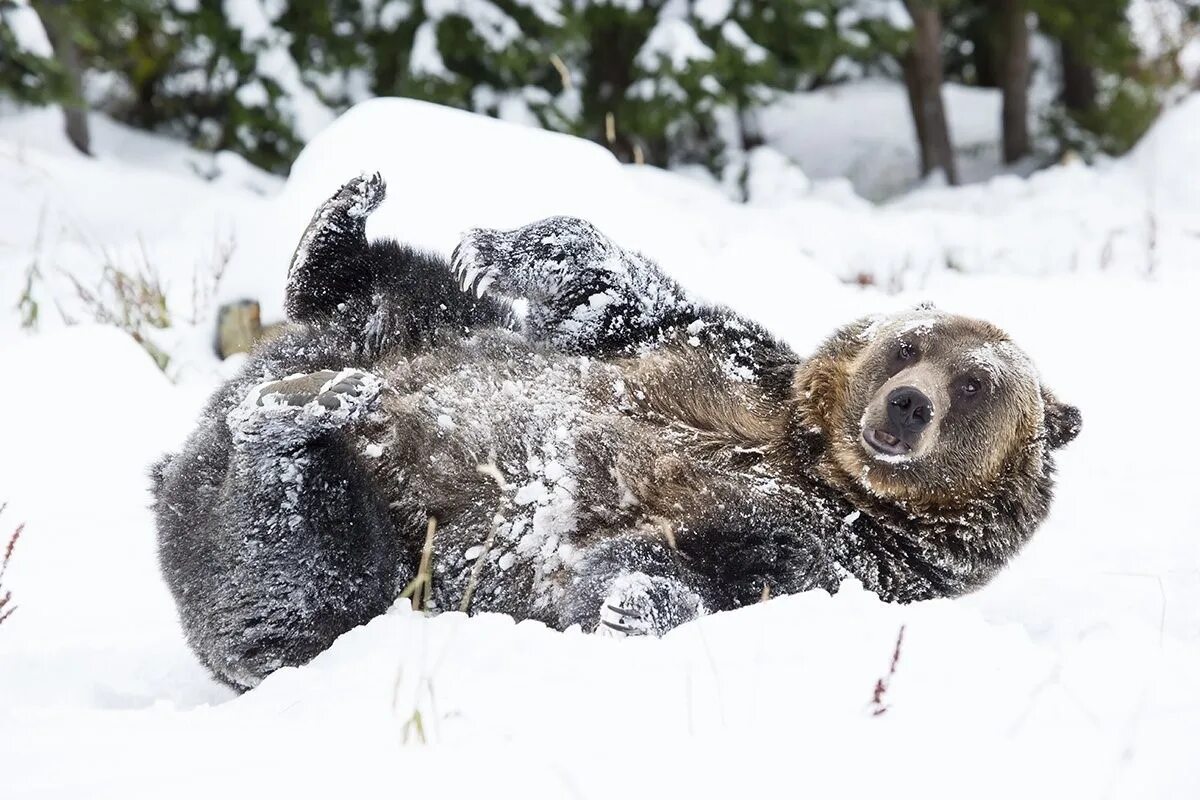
top-left (152, 174), bottom-right (1081, 690)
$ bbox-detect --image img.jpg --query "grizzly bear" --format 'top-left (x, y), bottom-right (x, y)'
top-left (152, 174), bottom-right (1081, 690)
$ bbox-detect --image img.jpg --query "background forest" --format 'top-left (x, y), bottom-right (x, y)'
top-left (3, 0), bottom-right (1198, 188)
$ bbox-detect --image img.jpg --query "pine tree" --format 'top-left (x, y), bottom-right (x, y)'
top-left (0, 2), bottom-right (74, 144)
top-left (1033, 0), bottom-right (1161, 157)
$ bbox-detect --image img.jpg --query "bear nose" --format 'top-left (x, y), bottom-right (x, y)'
top-left (887, 386), bottom-right (934, 433)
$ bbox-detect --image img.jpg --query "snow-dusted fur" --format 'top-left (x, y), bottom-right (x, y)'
top-left (152, 175), bottom-right (1080, 690)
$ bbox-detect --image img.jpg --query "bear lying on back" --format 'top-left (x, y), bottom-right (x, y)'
top-left (152, 174), bottom-right (1081, 690)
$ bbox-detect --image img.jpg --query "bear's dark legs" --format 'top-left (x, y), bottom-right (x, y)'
top-left (166, 370), bottom-right (409, 690)
top-left (561, 536), bottom-right (710, 637)
top-left (286, 174), bottom-right (514, 359)
top-left (286, 173), bottom-right (385, 324)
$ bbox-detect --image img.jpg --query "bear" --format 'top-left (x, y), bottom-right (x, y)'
top-left (152, 173), bottom-right (1081, 690)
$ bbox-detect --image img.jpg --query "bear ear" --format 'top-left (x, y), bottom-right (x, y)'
top-left (1042, 389), bottom-right (1081, 450)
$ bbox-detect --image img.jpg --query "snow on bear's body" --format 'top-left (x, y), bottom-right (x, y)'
top-left (152, 175), bottom-right (1080, 690)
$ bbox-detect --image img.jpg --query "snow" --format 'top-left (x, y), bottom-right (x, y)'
top-left (424, 0), bottom-right (523, 51)
top-left (1, 1), bottom-right (52, 57)
top-left (1129, 0), bottom-right (1200, 82)
top-left (743, 145), bottom-right (813, 204)
top-left (224, 0), bottom-right (336, 141)
top-left (719, 20), bottom-right (769, 65)
top-left (636, 18), bottom-right (716, 72)
top-left (693, 0), bottom-right (732, 26)
top-left (1128, 92), bottom-right (1200, 208)
top-left (2, 84), bottom-right (1200, 797)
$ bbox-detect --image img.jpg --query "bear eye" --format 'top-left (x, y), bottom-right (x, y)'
top-left (955, 375), bottom-right (985, 402)
top-left (895, 341), bottom-right (917, 363)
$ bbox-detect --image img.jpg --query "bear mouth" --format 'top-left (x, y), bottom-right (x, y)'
top-left (863, 427), bottom-right (912, 457)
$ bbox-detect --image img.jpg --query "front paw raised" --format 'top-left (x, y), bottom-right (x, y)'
top-left (450, 216), bottom-right (615, 300)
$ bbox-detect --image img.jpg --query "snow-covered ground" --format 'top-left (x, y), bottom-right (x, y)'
top-left (1, 89), bottom-right (1198, 798)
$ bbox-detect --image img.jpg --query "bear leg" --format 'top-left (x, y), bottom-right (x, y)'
top-left (165, 368), bottom-right (408, 690)
top-left (286, 173), bottom-right (385, 324)
top-left (285, 173), bottom-right (515, 359)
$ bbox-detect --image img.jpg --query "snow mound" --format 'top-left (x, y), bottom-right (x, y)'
top-left (1128, 93), bottom-right (1200, 209)
top-left (0, 327), bottom-right (222, 715)
top-left (277, 98), bottom-right (641, 259)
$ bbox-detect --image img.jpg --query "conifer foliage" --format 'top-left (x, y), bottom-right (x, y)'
top-left (1, 0), bottom-right (1193, 176)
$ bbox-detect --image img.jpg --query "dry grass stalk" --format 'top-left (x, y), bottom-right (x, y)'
top-left (0, 504), bottom-right (24, 627)
top-left (63, 240), bottom-right (172, 371)
top-left (549, 53), bottom-right (571, 90)
top-left (17, 207), bottom-right (48, 331)
top-left (459, 457), bottom-right (514, 613)
top-left (870, 624), bottom-right (907, 717)
top-left (189, 229), bottom-right (235, 325)
top-left (401, 516), bottom-right (438, 612)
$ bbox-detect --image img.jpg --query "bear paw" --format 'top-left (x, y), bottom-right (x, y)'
top-left (450, 216), bottom-right (615, 301)
top-left (596, 572), bottom-right (705, 639)
top-left (334, 171), bottom-right (386, 220)
top-left (228, 368), bottom-right (386, 443)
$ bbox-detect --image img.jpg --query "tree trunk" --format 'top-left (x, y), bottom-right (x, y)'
top-left (1059, 39), bottom-right (1096, 114)
top-left (737, 104), bottom-right (764, 152)
top-left (582, 8), bottom-right (655, 164)
top-left (901, 0), bottom-right (958, 184)
top-left (31, 0), bottom-right (90, 156)
top-left (995, 0), bottom-right (1031, 163)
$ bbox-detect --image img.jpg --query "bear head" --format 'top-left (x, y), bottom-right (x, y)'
top-left (791, 306), bottom-right (1081, 512)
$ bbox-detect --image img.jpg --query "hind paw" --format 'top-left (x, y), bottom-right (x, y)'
top-left (333, 172), bottom-right (386, 220)
top-left (254, 369), bottom-right (378, 411)
top-left (229, 368), bottom-right (385, 441)
top-left (595, 572), bottom-right (705, 639)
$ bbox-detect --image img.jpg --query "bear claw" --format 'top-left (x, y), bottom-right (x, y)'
top-left (450, 228), bottom-right (503, 299)
top-left (595, 571), bottom-right (706, 639)
top-left (598, 602), bottom-right (646, 637)
top-left (450, 217), bottom-right (613, 302)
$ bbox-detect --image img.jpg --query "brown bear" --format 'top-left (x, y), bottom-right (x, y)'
top-left (152, 174), bottom-right (1081, 690)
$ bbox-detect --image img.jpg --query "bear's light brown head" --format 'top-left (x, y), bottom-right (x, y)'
top-left (792, 307), bottom-right (1081, 510)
